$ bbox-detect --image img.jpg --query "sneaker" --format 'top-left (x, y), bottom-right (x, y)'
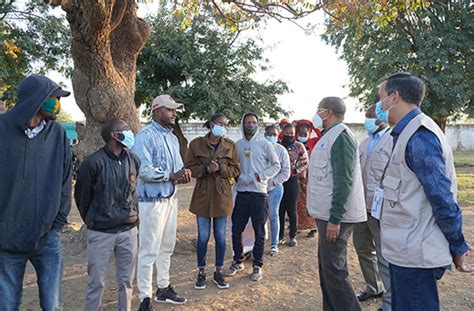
top-left (307, 229), bottom-right (317, 238)
top-left (289, 238), bottom-right (297, 247)
top-left (194, 272), bottom-right (206, 290)
top-left (154, 285), bottom-right (187, 305)
top-left (270, 245), bottom-right (279, 256)
top-left (213, 271), bottom-right (229, 289)
top-left (138, 297), bottom-right (154, 311)
top-left (250, 266), bottom-right (262, 281)
top-left (224, 261), bottom-right (244, 276)
top-left (279, 238), bottom-right (286, 245)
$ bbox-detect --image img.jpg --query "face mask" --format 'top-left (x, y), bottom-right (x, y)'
top-left (375, 101), bottom-right (389, 124)
top-left (211, 124), bottom-right (226, 137)
top-left (281, 135), bottom-right (295, 146)
top-left (265, 136), bottom-right (278, 144)
top-left (375, 95), bottom-right (396, 124)
top-left (41, 97), bottom-right (61, 115)
top-left (297, 136), bottom-right (308, 143)
top-left (364, 118), bottom-right (379, 134)
top-left (244, 125), bottom-right (258, 136)
top-left (117, 130), bottom-right (135, 149)
top-left (312, 114), bottom-right (323, 129)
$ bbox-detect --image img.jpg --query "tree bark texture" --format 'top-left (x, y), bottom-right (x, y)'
top-left (56, 0), bottom-right (150, 158)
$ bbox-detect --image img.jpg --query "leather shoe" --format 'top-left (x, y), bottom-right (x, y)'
top-left (357, 291), bottom-right (383, 302)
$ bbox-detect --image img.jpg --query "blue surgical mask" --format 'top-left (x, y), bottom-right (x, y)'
top-left (375, 101), bottom-right (388, 123)
top-left (297, 136), bottom-right (308, 143)
top-left (119, 130), bottom-right (135, 149)
top-left (265, 136), bottom-right (278, 144)
top-left (211, 124), bottom-right (227, 137)
top-left (364, 118), bottom-right (379, 134)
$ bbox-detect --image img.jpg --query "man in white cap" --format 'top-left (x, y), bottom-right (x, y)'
top-left (133, 95), bottom-right (192, 310)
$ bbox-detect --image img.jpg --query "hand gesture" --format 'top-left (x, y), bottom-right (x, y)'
top-left (326, 222), bottom-right (340, 243)
top-left (180, 169), bottom-right (192, 184)
top-left (453, 243), bottom-right (473, 273)
top-left (207, 160), bottom-right (220, 174)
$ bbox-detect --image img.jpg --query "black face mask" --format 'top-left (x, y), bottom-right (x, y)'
top-left (281, 135), bottom-right (295, 146)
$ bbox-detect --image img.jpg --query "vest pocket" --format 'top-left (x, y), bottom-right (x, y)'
top-left (370, 160), bottom-right (387, 183)
top-left (311, 160), bottom-right (328, 181)
top-left (382, 175), bottom-right (400, 204)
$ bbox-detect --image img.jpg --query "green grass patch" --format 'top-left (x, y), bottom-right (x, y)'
top-left (454, 150), bottom-right (474, 167)
top-left (457, 173), bottom-right (474, 207)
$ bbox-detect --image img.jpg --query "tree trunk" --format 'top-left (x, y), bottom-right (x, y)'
top-left (56, 0), bottom-right (150, 159)
top-left (433, 117), bottom-right (447, 133)
top-left (172, 119), bottom-right (189, 162)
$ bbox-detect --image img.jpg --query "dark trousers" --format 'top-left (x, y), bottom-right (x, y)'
top-left (317, 219), bottom-right (361, 311)
top-left (231, 191), bottom-right (268, 267)
top-left (279, 176), bottom-right (300, 240)
top-left (390, 263), bottom-right (443, 311)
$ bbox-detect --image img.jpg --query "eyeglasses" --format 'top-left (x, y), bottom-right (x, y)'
top-left (317, 108), bottom-right (328, 113)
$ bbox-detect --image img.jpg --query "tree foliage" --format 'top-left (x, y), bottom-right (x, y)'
top-left (0, 1), bottom-right (71, 108)
top-left (158, 0), bottom-right (433, 31)
top-left (322, 0), bottom-right (473, 125)
top-left (135, 5), bottom-right (290, 124)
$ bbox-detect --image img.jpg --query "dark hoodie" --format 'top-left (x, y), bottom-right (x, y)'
top-left (0, 75), bottom-right (72, 253)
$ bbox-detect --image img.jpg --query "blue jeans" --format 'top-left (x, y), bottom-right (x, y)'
top-left (390, 263), bottom-right (445, 311)
top-left (196, 216), bottom-right (227, 269)
top-left (0, 230), bottom-right (63, 311)
top-left (267, 185), bottom-right (284, 246)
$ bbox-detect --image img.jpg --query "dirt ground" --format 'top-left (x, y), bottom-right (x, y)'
top-left (20, 182), bottom-right (474, 310)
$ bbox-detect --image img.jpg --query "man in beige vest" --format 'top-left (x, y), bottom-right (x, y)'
top-left (376, 72), bottom-right (472, 310)
top-left (354, 105), bottom-right (392, 311)
top-left (307, 97), bottom-right (367, 311)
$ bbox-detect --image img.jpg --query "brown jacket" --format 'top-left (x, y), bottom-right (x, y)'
top-left (185, 134), bottom-right (240, 217)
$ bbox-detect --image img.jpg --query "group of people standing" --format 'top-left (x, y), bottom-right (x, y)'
top-left (0, 72), bottom-right (471, 311)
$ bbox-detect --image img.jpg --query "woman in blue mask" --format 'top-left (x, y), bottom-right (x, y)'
top-left (185, 113), bottom-right (240, 291)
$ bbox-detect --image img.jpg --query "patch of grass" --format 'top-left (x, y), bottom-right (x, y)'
top-left (457, 173), bottom-right (474, 207)
top-left (454, 150), bottom-right (474, 167)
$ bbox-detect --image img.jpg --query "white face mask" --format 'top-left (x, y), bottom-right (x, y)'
top-left (312, 109), bottom-right (328, 129)
top-left (312, 114), bottom-right (323, 129)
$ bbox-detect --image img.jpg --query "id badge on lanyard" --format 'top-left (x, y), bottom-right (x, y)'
top-left (371, 187), bottom-right (384, 220)
top-left (371, 147), bottom-right (393, 220)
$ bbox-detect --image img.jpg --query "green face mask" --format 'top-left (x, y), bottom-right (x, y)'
top-left (41, 97), bottom-right (61, 115)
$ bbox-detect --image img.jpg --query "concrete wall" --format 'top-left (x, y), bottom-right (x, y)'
top-left (179, 122), bottom-right (474, 150)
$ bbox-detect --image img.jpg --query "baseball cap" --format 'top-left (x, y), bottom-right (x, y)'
top-left (50, 87), bottom-right (71, 98)
top-left (151, 95), bottom-right (184, 111)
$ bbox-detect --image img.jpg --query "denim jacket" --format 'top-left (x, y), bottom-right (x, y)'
top-left (132, 121), bottom-right (184, 202)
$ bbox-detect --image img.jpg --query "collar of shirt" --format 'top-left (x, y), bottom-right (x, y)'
top-left (322, 121), bottom-right (342, 135)
top-left (25, 120), bottom-right (47, 139)
top-left (391, 108), bottom-right (421, 138)
top-left (103, 146), bottom-right (127, 161)
top-left (152, 120), bottom-right (174, 134)
top-left (371, 126), bottom-right (390, 140)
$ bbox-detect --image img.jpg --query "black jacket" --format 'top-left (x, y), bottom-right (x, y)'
top-left (0, 76), bottom-right (72, 253)
top-left (74, 146), bottom-right (140, 233)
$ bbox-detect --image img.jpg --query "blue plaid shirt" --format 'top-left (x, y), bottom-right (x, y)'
top-left (132, 121), bottom-right (184, 202)
top-left (391, 108), bottom-right (468, 257)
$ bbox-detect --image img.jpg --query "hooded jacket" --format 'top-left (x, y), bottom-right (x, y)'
top-left (0, 75), bottom-right (72, 253)
top-left (235, 113), bottom-right (280, 194)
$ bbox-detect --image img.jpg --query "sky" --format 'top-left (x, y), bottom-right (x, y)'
top-left (55, 3), bottom-right (365, 123)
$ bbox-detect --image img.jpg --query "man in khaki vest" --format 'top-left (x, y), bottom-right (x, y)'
top-left (376, 72), bottom-right (472, 310)
top-left (307, 97), bottom-right (367, 311)
top-left (354, 105), bottom-right (392, 311)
